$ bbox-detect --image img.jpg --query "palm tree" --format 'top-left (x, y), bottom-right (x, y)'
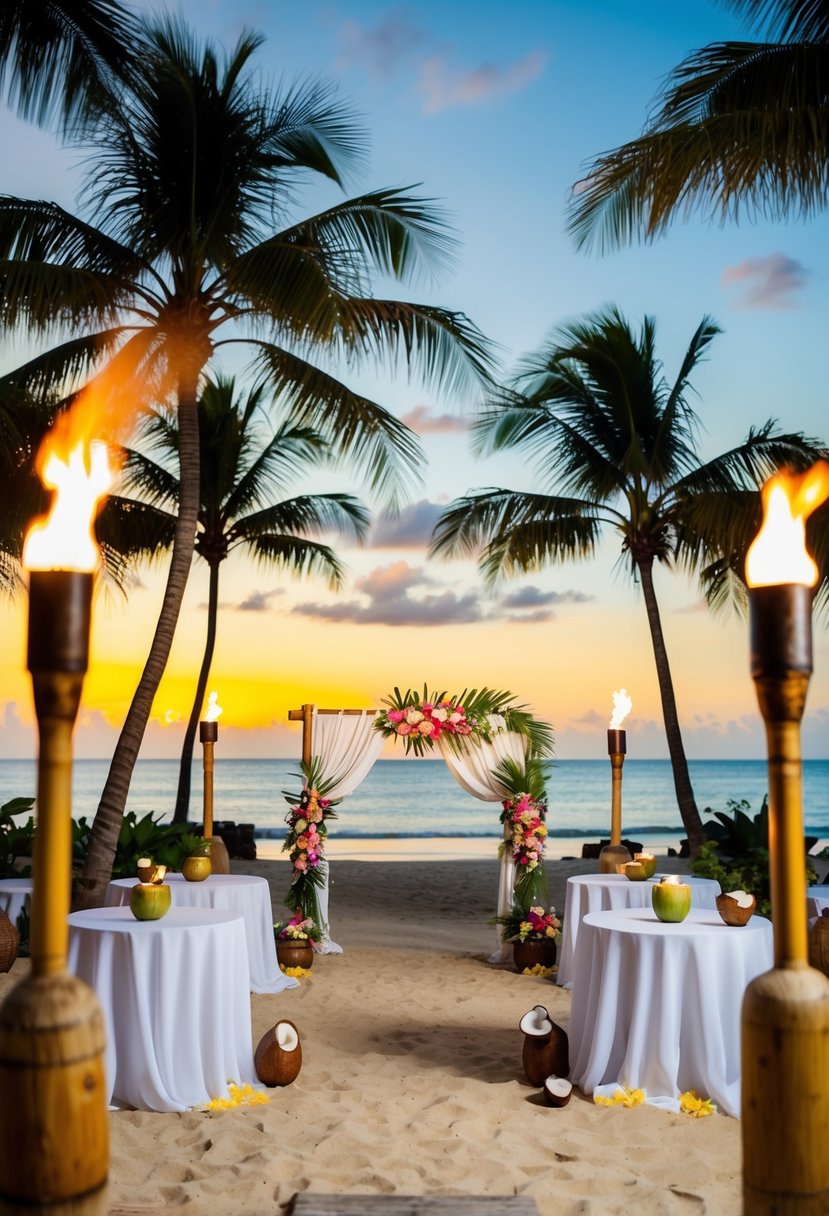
top-left (0, 18), bottom-right (493, 904)
top-left (0, 0), bottom-right (141, 130)
top-left (431, 306), bottom-right (825, 855)
top-left (119, 375), bottom-right (370, 821)
top-left (568, 0), bottom-right (829, 251)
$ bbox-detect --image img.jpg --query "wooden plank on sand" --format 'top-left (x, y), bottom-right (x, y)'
top-left (287, 1197), bottom-right (539, 1215)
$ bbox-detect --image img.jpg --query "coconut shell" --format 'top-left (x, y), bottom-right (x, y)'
top-left (716, 892), bottom-right (756, 927)
top-left (808, 909), bottom-right (829, 978)
top-left (254, 1020), bottom-right (302, 1086)
top-left (543, 1076), bottom-right (573, 1108)
top-left (522, 1019), bottom-right (569, 1086)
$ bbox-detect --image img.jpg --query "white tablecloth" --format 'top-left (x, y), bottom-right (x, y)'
top-left (0, 877), bottom-right (33, 925)
top-left (105, 873), bottom-right (297, 995)
top-left (68, 906), bottom-right (256, 1112)
top-left (557, 872), bottom-right (722, 986)
top-left (806, 885), bottom-right (829, 920)
top-left (569, 907), bottom-right (773, 1117)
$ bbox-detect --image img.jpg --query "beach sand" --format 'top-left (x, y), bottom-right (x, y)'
top-left (0, 854), bottom-right (743, 1215)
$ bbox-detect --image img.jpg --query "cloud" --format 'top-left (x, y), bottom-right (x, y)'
top-left (500, 586), bottom-right (592, 609)
top-left (369, 500), bottom-right (444, 548)
top-left (721, 252), bottom-right (810, 310)
top-left (337, 9), bottom-right (429, 77)
top-left (293, 560), bottom-right (485, 626)
top-left (292, 564), bottom-right (590, 628)
top-left (400, 404), bottom-right (469, 434)
top-left (418, 48), bottom-right (547, 114)
top-left (237, 589), bottom-right (286, 612)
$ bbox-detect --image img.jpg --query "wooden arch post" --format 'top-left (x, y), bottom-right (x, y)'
top-left (287, 704), bottom-right (378, 771)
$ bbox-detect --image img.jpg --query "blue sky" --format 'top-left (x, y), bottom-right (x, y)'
top-left (1, 0), bottom-right (827, 761)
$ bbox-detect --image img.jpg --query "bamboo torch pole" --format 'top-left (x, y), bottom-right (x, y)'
top-left (0, 446), bottom-right (110, 1215)
top-left (199, 693), bottom-right (229, 874)
top-left (741, 465), bottom-right (829, 1215)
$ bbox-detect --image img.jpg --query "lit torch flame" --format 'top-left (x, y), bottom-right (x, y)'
top-left (609, 688), bottom-right (633, 729)
top-left (204, 691), bottom-right (223, 723)
top-left (746, 463), bottom-right (829, 589)
top-left (23, 440), bottom-right (112, 573)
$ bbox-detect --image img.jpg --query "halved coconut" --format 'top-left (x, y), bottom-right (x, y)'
top-left (543, 1076), bottom-right (573, 1108)
top-left (254, 1019), bottom-right (302, 1086)
top-left (136, 857), bottom-right (161, 883)
top-left (520, 1006), bottom-right (569, 1085)
top-left (519, 1005), bottom-right (552, 1037)
top-left (716, 889), bottom-right (756, 927)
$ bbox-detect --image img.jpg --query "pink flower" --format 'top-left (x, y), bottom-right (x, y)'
top-left (295, 857), bottom-right (308, 872)
top-left (455, 722), bottom-right (472, 736)
top-left (418, 719), bottom-right (434, 735)
top-left (387, 709), bottom-right (405, 723)
top-left (421, 703), bottom-right (434, 715)
top-left (519, 856), bottom-right (529, 865)
top-left (397, 722), bottom-right (412, 735)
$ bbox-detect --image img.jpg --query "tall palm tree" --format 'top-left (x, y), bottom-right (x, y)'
top-left (0, 18), bottom-right (493, 904)
top-left (119, 375), bottom-right (370, 821)
top-left (0, 0), bottom-right (141, 130)
top-left (431, 307), bottom-right (825, 855)
top-left (568, 0), bottom-right (829, 251)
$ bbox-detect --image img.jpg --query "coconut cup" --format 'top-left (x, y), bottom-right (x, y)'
top-left (715, 890), bottom-right (756, 926)
top-left (254, 1020), bottom-right (302, 1086)
top-left (623, 861), bottom-right (648, 882)
top-left (129, 881), bottom-right (171, 921)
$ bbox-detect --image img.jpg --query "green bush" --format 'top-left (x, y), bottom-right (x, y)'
top-left (0, 797), bottom-right (35, 879)
top-left (692, 797), bottom-right (817, 919)
top-left (72, 810), bottom-right (199, 878)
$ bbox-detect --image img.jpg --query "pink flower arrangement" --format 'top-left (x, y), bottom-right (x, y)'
top-left (376, 697), bottom-right (475, 754)
top-left (501, 791), bottom-right (548, 872)
top-left (275, 909), bottom-right (322, 943)
top-left (516, 906), bottom-right (561, 942)
top-left (284, 786), bottom-right (333, 881)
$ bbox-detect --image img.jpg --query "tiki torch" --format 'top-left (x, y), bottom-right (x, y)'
top-left (599, 689), bottom-right (633, 874)
top-left (199, 691), bottom-right (230, 874)
top-left (741, 462), bottom-right (829, 1215)
top-left (0, 440), bottom-right (111, 1213)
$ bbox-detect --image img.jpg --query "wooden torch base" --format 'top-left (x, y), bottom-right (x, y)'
top-left (742, 963), bottom-right (829, 1214)
top-left (0, 971), bottom-right (108, 1214)
top-left (599, 844), bottom-right (631, 874)
top-left (209, 835), bottom-right (231, 875)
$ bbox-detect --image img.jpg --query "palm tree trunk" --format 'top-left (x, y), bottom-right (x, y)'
top-left (637, 557), bottom-right (706, 857)
top-left (76, 372), bottom-right (202, 908)
top-left (173, 560), bottom-right (220, 823)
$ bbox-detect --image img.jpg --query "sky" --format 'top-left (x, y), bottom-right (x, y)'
top-left (1, 0), bottom-right (828, 763)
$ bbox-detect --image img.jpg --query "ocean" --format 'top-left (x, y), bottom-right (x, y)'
top-left (2, 757), bottom-right (828, 855)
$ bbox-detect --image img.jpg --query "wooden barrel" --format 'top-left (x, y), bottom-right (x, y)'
top-left (0, 970), bottom-right (108, 1212)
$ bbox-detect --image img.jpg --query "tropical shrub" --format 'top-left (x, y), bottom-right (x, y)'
top-left (0, 798), bottom-right (35, 878)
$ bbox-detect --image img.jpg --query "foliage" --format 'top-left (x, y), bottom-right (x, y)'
top-left (431, 306), bottom-right (826, 855)
top-left (182, 835), bottom-right (212, 859)
top-left (375, 685), bottom-right (554, 759)
top-left (567, 0), bottom-right (829, 253)
top-left (281, 758), bottom-right (340, 924)
top-left (274, 910), bottom-right (322, 943)
top-left (495, 902), bottom-right (561, 943)
top-left (72, 810), bottom-right (197, 878)
top-left (691, 840), bottom-right (773, 920)
top-left (0, 797), bottom-right (35, 879)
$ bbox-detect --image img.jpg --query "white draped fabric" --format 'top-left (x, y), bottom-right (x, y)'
top-left (312, 710), bottom-right (385, 953)
top-left (438, 729), bottom-right (528, 965)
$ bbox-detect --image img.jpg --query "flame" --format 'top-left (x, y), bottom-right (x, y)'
top-left (609, 688), bottom-right (633, 729)
top-left (23, 439), bottom-right (112, 572)
top-left (746, 462), bottom-right (829, 588)
top-left (205, 691), bottom-right (223, 723)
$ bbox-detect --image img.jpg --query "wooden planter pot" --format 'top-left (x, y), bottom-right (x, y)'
top-left (276, 938), bottom-right (314, 969)
top-left (513, 937), bottom-right (557, 972)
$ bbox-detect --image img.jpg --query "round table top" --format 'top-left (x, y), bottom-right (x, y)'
top-left (567, 872), bottom-right (719, 890)
top-left (0, 877), bottom-right (33, 891)
top-left (109, 873), bottom-right (267, 891)
top-left (583, 906), bottom-right (772, 940)
top-left (68, 905), bottom-right (242, 934)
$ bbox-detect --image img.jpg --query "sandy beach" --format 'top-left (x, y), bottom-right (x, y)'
top-left (0, 853), bottom-right (743, 1215)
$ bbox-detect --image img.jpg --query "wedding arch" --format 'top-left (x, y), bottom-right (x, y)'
top-left (282, 688), bottom-right (554, 963)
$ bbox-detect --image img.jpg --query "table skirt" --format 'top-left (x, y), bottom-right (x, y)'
top-left (68, 906), bottom-right (256, 1112)
top-left (569, 908), bottom-right (773, 1117)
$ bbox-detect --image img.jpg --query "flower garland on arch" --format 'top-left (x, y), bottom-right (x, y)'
top-left (374, 685), bottom-right (553, 758)
top-left (281, 759), bottom-right (340, 924)
top-left (500, 786), bottom-right (549, 906)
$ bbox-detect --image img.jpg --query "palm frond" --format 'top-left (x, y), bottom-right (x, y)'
top-left (568, 40), bottom-right (829, 251)
top-left (230, 493), bottom-right (370, 548)
top-left (243, 534), bottom-right (347, 590)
